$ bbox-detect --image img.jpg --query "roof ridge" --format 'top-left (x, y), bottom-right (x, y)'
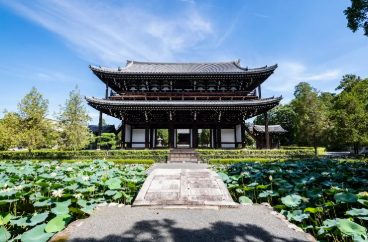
top-left (124, 60), bottom-right (240, 66)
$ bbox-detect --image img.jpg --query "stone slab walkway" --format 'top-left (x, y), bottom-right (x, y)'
top-left (58, 205), bottom-right (314, 242)
top-left (133, 167), bottom-right (237, 207)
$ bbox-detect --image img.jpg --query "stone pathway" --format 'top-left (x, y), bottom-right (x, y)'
top-left (57, 205), bottom-right (314, 242)
top-left (55, 163), bottom-right (315, 242)
top-left (133, 166), bottom-right (237, 207)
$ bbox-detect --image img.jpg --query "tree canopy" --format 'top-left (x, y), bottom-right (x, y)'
top-left (344, 0), bottom-right (368, 36)
top-left (17, 87), bottom-right (57, 151)
top-left (57, 87), bottom-right (91, 150)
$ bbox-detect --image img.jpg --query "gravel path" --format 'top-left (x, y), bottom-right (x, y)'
top-left (56, 205), bottom-right (314, 242)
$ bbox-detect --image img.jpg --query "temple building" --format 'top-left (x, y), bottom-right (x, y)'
top-left (246, 124), bottom-right (287, 149)
top-left (86, 60), bottom-right (281, 149)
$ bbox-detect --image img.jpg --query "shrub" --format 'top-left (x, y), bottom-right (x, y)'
top-left (0, 150), bottom-right (168, 162)
top-left (197, 148), bottom-right (323, 162)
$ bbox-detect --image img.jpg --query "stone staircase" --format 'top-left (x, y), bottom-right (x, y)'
top-left (167, 149), bottom-right (200, 163)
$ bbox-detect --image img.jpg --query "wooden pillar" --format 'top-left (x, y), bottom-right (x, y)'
top-left (258, 85), bottom-right (262, 98)
top-left (145, 126), bottom-right (149, 149)
top-left (212, 128), bottom-right (217, 148)
top-left (120, 120), bottom-right (125, 149)
top-left (97, 81), bottom-right (109, 150)
top-left (216, 127), bottom-right (222, 148)
top-left (192, 127), bottom-right (198, 148)
top-left (265, 112), bottom-right (270, 149)
top-left (241, 122), bottom-right (246, 148)
top-left (169, 124), bottom-right (174, 148)
top-left (149, 128), bottom-right (154, 149)
top-left (97, 111), bottom-right (103, 150)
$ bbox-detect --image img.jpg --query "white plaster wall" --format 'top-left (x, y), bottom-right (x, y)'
top-left (221, 129), bottom-right (235, 148)
top-left (132, 129), bottom-right (145, 148)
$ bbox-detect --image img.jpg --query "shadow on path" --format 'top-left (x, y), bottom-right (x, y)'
top-left (70, 218), bottom-right (309, 242)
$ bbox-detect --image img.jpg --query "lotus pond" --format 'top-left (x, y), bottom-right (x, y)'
top-left (217, 159), bottom-right (368, 242)
top-left (0, 160), bottom-right (147, 242)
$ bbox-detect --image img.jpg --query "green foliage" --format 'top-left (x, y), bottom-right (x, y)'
top-left (291, 82), bottom-right (330, 156)
top-left (197, 148), bottom-right (321, 163)
top-left (96, 133), bottom-right (117, 150)
top-left (0, 149), bottom-right (168, 162)
top-left (0, 160), bottom-right (147, 240)
top-left (0, 112), bottom-right (21, 151)
top-left (17, 87), bottom-right (58, 151)
top-left (157, 129), bottom-right (169, 146)
top-left (199, 129), bottom-right (210, 147)
top-left (215, 159), bottom-right (368, 241)
top-left (344, 0), bottom-right (368, 36)
top-left (254, 105), bottom-right (297, 145)
top-left (57, 87), bottom-right (92, 150)
top-left (330, 75), bottom-right (368, 153)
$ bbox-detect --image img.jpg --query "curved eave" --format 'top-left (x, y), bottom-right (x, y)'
top-left (89, 64), bottom-right (277, 75)
top-left (85, 96), bottom-right (282, 108)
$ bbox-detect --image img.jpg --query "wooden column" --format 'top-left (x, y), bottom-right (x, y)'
top-left (212, 128), bottom-right (217, 148)
top-left (265, 112), bottom-right (270, 149)
top-left (241, 122), bottom-right (246, 148)
top-left (145, 126), bottom-right (149, 149)
top-left (169, 124), bottom-right (174, 148)
top-left (97, 81), bottom-right (109, 150)
top-left (149, 128), bottom-right (154, 149)
top-left (218, 127), bottom-right (222, 148)
top-left (192, 127), bottom-right (198, 148)
top-left (120, 120), bottom-right (125, 149)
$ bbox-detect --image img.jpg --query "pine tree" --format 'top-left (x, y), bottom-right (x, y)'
top-left (17, 87), bottom-right (57, 151)
top-left (57, 87), bottom-right (91, 150)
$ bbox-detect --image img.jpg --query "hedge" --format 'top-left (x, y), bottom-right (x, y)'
top-left (197, 148), bottom-right (325, 162)
top-left (0, 150), bottom-right (168, 162)
top-left (208, 158), bottom-right (287, 164)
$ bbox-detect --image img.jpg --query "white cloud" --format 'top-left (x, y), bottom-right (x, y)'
top-left (264, 61), bottom-right (340, 93)
top-left (3, 0), bottom-right (213, 65)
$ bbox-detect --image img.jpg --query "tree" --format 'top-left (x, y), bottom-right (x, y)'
top-left (291, 82), bottom-right (330, 156)
top-left (18, 87), bottom-right (57, 151)
top-left (199, 129), bottom-right (210, 147)
top-left (330, 75), bottom-right (368, 153)
top-left (344, 0), bottom-right (368, 36)
top-left (254, 105), bottom-right (297, 145)
top-left (0, 112), bottom-right (21, 150)
top-left (96, 133), bottom-right (116, 150)
top-left (57, 87), bottom-right (91, 150)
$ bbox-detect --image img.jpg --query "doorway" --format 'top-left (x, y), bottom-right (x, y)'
top-left (176, 129), bottom-right (190, 148)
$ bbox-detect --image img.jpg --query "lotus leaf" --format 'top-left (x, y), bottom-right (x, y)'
top-left (258, 190), bottom-right (279, 198)
top-left (281, 194), bottom-right (302, 208)
top-left (336, 219), bottom-right (367, 240)
top-left (238, 196), bottom-right (253, 204)
top-left (51, 200), bottom-right (71, 215)
top-left (304, 207), bottom-right (323, 214)
top-left (45, 214), bottom-right (71, 233)
top-left (0, 226), bottom-right (10, 242)
top-left (334, 192), bottom-right (358, 203)
top-left (346, 208), bottom-right (368, 217)
top-left (20, 223), bottom-right (54, 242)
top-left (28, 212), bottom-right (49, 226)
top-left (0, 213), bottom-right (12, 225)
top-left (283, 210), bottom-right (309, 222)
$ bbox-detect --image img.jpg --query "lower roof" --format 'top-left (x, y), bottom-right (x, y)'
top-left (85, 96), bottom-right (282, 109)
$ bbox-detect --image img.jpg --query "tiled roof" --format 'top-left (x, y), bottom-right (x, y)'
top-left (90, 60), bottom-right (277, 74)
top-left (253, 125), bottom-right (287, 133)
top-left (85, 96), bottom-right (282, 107)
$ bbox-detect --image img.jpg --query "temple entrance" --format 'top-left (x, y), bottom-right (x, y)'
top-left (176, 129), bottom-right (191, 148)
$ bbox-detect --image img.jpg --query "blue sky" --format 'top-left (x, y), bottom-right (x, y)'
top-left (0, 0), bottom-right (367, 125)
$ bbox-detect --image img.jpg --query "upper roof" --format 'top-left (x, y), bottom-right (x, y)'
top-left (90, 60), bottom-right (277, 75)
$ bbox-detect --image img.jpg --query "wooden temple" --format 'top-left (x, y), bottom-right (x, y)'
top-left (86, 60), bottom-right (281, 149)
